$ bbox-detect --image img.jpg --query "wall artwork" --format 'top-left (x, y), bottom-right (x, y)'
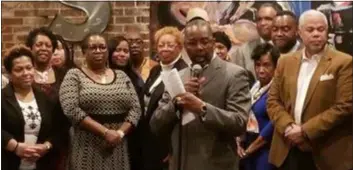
top-left (150, 1), bottom-right (352, 56)
top-left (48, 1), bottom-right (111, 42)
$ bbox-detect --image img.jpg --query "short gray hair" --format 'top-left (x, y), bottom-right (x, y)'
top-left (298, 9), bottom-right (328, 29)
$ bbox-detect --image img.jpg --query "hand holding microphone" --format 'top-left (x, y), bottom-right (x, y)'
top-left (175, 64), bottom-right (207, 114)
top-left (184, 64), bottom-right (205, 96)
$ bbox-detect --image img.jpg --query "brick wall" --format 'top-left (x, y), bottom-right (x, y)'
top-left (1, 1), bottom-right (151, 65)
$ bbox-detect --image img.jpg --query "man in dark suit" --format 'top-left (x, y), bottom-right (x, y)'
top-left (230, 3), bottom-right (282, 78)
top-left (150, 18), bottom-right (251, 170)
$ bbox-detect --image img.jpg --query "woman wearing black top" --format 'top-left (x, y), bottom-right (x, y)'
top-left (2, 45), bottom-right (62, 170)
top-left (108, 36), bottom-right (145, 170)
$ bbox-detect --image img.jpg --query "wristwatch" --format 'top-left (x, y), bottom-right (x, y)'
top-left (200, 102), bottom-right (207, 120)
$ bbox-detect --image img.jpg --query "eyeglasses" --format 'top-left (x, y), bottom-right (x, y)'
top-left (87, 45), bottom-right (107, 52)
top-left (157, 43), bottom-right (178, 49)
top-left (127, 38), bottom-right (143, 45)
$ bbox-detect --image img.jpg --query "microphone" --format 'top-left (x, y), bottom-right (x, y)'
top-left (190, 64), bottom-right (203, 97)
top-left (191, 64), bottom-right (203, 78)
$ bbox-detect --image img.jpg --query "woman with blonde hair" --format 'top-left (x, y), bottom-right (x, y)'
top-left (141, 26), bottom-right (188, 170)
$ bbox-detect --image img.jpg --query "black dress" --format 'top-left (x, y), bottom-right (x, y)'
top-left (33, 68), bottom-right (70, 170)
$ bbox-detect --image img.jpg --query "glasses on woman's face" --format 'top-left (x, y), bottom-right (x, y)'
top-left (157, 43), bottom-right (178, 50)
top-left (87, 44), bottom-right (107, 52)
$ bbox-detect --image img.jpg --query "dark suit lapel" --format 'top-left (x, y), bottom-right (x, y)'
top-left (145, 58), bottom-right (188, 118)
top-left (173, 58), bottom-right (188, 71)
top-left (201, 57), bottom-right (222, 88)
top-left (290, 51), bottom-right (303, 113)
top-left (144, 66), bottom-right (161, 95)
top-left (3, 84), bottom-right (25, 123)
top-left (33, 87), bottom-right (48, 126)
top-left (33, 87), bottom-right (50, 141)
top-left (146, 82), bottom-right (164, 118)
top-left (302, 48), bottom-right (332, 112)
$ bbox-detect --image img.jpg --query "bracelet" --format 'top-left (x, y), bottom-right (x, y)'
top-left (103, 129), bottom-right (109, 138)
top-left (13, 142), bottom-right (19, 153)
top-left (116, 130), bottom-right (125, 138)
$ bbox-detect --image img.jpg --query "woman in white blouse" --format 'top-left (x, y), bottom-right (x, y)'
top-left (2, 45), bottom-right (62, 170)
top-left (141, 26), bottom-right (188, 170)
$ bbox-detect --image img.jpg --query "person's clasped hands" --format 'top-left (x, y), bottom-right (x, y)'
top-left (14, 142), bottom-right (52, 162)
top-left (284, 123), bottom-right (312, 151)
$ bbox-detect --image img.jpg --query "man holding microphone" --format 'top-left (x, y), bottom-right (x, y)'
top-left (150, 11), bottom-right (251, 170)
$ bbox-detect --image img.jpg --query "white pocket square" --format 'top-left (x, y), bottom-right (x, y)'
top-left (320, 74), bottom-right (334, 81)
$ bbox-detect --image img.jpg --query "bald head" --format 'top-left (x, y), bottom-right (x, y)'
top-left (299, 10), bottom-right (328, 29)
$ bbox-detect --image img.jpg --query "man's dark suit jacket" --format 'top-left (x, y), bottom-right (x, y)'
top-left (2, 84), bottom-right (64, 170)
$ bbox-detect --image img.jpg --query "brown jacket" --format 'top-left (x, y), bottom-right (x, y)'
top-left (267, 46), bottom-right (352, 170)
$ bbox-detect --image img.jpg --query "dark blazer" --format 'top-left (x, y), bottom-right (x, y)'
top-left (1, 84), bottom-right (63, 170)
top-left (141, 57), bottom-right (188, 170)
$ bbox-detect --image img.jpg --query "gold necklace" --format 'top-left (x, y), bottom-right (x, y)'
top-left (86, 67), bottom-right (108, 83)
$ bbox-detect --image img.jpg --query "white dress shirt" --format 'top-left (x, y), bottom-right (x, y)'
top-left (294, 50), bottom-right (322, 124)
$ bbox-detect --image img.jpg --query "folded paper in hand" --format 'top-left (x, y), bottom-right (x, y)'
top-left (161, 68), bottom-right (195, 125)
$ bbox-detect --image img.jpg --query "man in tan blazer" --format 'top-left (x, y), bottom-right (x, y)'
top-left (267, 10), bottom-right (352, 170)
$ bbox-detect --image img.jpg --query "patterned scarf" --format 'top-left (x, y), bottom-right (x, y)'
top-left (246, 80), bottom-right (272, 133)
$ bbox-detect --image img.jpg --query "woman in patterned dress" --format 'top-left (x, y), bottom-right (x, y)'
top-left (2, 45), bottom-right (62, 170)
top-left (59, 33), bottom-right (142, 170)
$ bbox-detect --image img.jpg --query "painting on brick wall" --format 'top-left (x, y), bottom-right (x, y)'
top-left (150, 1), bottom-right (352, 56)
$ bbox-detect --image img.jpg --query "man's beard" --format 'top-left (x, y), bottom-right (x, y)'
top-left (280, 40), bottom-right (297, 53)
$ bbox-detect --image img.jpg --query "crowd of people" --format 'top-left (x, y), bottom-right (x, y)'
top-left (1, 3), bottom-right (352, 170)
